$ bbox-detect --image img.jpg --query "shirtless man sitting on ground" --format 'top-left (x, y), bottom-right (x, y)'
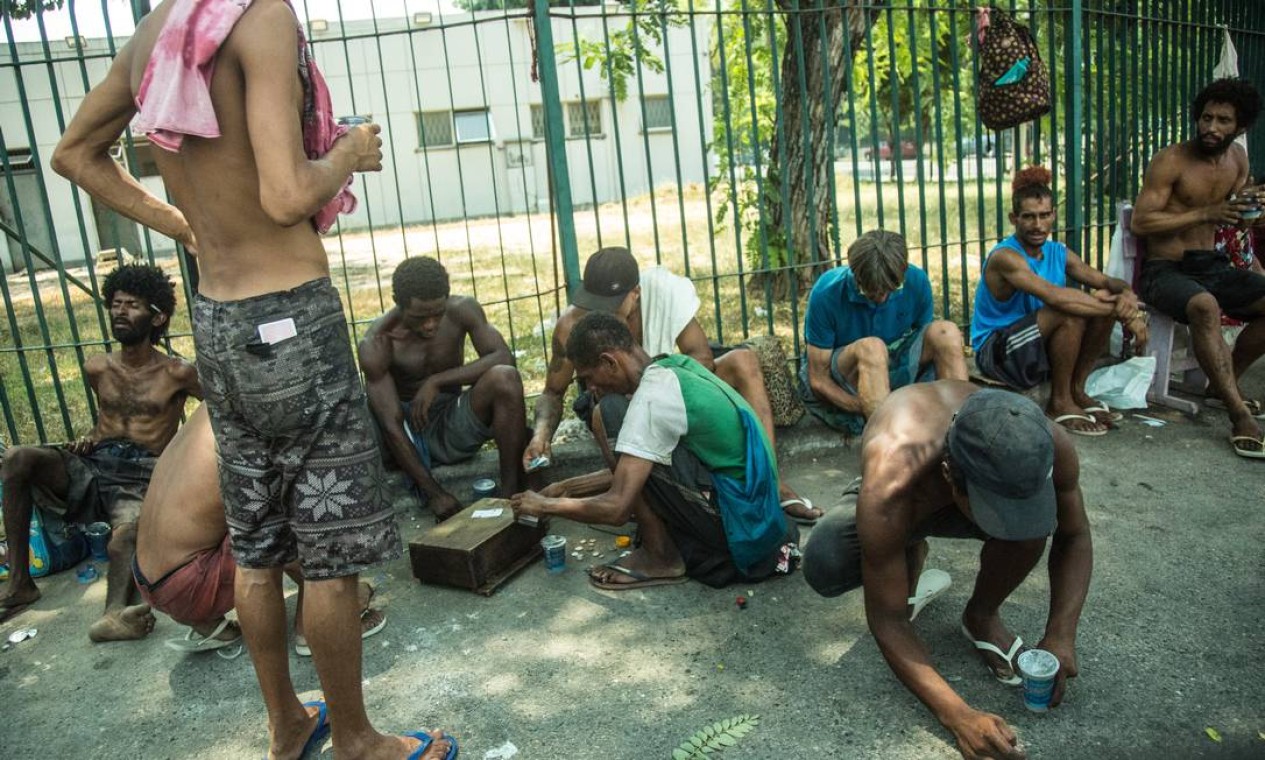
top-left (360, 256), bottom-right (530, 520)
top-left (1, 264), bottom-right (201, 641)
top-left (134, 405), bottom-right (384, 655)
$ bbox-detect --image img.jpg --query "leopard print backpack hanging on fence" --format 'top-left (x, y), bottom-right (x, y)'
top-left (976, 6), bottom-right (1051, 131)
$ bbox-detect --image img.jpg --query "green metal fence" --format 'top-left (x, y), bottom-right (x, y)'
top-left (2, 0), bottom-right (1263, 445)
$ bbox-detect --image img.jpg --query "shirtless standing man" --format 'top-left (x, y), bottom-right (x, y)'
top-left (1, 263), bottom-right (200, 641)
top-left (1132, 78), bottom-right (1265, 460)
top-left (53, 1), bottom-right (452, 757)
top-left (522, 247), bottom-right (822, 524)
top-left (361, 256), bottom-right (529, 520)
top-left (803, 381), bottom-right (1093, 759)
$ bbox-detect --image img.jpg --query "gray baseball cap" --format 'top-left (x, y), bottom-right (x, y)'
top-left (947, 389), bottom-right (1057, 541)
top-left (574, 247), bottom-right (639, 312)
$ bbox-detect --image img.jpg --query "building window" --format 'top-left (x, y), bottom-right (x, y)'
top-left (642, 95), bottom-right (673, 131)
top-left (567, 100), bottom-right (602, 138)
top-left (417, 110), bottom-right (454, 148)
top-left (530, 104), bottom-right (546, 140)
top-left (2, 147), bottom-right (34, 172)
top-left (454, 109), bottom-right (493, 144)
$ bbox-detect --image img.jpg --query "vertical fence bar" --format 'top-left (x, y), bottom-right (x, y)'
top-left (1065, 0), bottom-right (1084, 247)
top-left (534, 0), bottom-right (582, 297)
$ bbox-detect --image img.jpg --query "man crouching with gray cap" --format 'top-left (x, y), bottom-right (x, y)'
top-left (803, 379), bottom-right (1091, 760)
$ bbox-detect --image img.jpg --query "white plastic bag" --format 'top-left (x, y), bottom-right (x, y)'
top-left (1084, 356), bottom-right (1156, 410)
top-left (1105, 219), bottom-right (1125, 280)
top-left (1105, 220), bottom-right (1126, 356)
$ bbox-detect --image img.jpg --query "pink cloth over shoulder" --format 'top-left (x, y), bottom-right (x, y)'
top-left (131, 0), bottom-right (356, 233)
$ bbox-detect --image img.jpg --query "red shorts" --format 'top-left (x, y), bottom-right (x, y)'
top-left (133, 535), bottom-right (236, 627)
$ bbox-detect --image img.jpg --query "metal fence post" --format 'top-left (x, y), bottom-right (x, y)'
top-left (533, 0), bottom-right (581, 299)
top-left (1065, 0), bottom-right (1084, 245)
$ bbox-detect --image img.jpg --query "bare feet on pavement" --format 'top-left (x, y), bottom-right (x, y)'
top-left (0, 585), bottom-right (41, 610)
top-left (88, 603), bottom-right (156, 642)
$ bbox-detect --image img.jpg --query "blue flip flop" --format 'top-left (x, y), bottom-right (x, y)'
top-left (299, 701), bottom-right (332, 758)
top-left (259, 700), bottom-right (330, 760)
top-left (405, 729), bottom-right (459, 760)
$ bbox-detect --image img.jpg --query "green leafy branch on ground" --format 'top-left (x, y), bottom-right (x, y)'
top-left (672, 715), bottom-right (760, 759)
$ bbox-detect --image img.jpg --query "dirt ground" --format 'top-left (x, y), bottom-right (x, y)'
top-left (1, 368), bottom-right (1263, 759)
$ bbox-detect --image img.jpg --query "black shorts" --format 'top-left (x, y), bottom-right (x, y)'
top-left (1139, 250), bottom-right (1265, 324)
top-left (974, 311), bottom-right (1050, 390)
top-left (802, 478), bottom-right (987, 598)
top-left (193, 278), bottom-right (401, 581)
top-left (33, 440), bottom-right (154, 526)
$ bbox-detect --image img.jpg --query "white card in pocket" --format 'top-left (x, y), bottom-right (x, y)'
top-left (257, 317), bottom-right (298, 345)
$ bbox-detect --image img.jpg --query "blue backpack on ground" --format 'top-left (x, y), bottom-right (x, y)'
top-left (0, 503), bottom-right (90, 579)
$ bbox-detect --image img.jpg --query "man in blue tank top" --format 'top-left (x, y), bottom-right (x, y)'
top-left (971, 167), bottom-right (1147, 436)
top-left (799, 230), bottom-right (968, 435)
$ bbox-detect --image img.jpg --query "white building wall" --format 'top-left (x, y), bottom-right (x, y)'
top-left (0, 9), bottom-right (714, 268)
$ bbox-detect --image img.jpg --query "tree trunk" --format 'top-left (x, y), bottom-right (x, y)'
top-left (752, 0), bottom-right (883, 298)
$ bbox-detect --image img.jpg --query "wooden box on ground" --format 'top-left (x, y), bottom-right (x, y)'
top-left (408, 498), bottom-right (547, 595)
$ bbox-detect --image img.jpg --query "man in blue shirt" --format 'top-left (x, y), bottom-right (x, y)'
top-left (799, 230), bottom-right (968, 434)
top-left (972, 166), bottom-right (1147, 436)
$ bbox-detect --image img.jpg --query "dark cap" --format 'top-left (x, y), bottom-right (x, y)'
top-left (574, 247), bottom-right (639, 312)
top-left (947, 389), bottom-right (1057, 541)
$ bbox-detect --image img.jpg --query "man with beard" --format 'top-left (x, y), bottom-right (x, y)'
top-left (1, 264), bottom-right (201, 639)
top-left (1132, 78), bottom-right (1265, 459)
top-left (972, 166), bottom-right (1147, 436)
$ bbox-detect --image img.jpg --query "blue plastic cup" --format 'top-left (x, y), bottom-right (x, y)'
top-left (1017, 649), bottom-right (1060, 713)
top-left (84, 522), bottom-right (111, 562)
top-left (540, 535), bottom-right (566, 574)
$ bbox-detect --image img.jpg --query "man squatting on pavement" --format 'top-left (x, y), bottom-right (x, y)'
top-left (523, 246), bottom-right (823, 525)
top-left (512, 312), bottom-right (799, 590)
top-left (1, 264), bottom-right (201, 641)
top-left (360, 256), bottom-right (531, 521)
top-left (53, 0), bottom-right (455, 757)
top-left (803, 381), bottom-right (1092, 760)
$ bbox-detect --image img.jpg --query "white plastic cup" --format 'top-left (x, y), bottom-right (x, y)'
top-left (1017, 648), bottom-right (1060, 713)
